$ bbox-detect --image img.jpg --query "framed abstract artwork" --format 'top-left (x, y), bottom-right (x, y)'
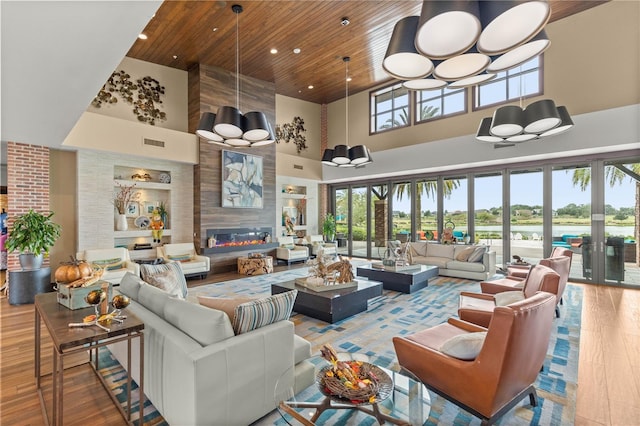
top-left (222, 150), bottom-right (263, 208)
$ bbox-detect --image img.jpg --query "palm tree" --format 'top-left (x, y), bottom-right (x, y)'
top-left (394, 179), bottom-right (460, 234)
top-left (380, 108), bottom-right (409, 129)
top-left (572, 163), bottom-right (640, 266)
top-left (380, 104), bottom-right (440, 130)
top-left (420, 105), bottom-right (440, 121)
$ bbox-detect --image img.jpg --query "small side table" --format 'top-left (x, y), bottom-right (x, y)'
top-left (8, 267), bottom-right (52, 305)
top-left (237, 256), bottom-right (274, 275)
top-left (34, 292), bottom-right (144, 426)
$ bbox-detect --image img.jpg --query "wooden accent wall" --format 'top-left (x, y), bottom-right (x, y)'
top-left (6, 142), bottom-right (51, 272)
top-left (189, 64), bottom-right (277, 267)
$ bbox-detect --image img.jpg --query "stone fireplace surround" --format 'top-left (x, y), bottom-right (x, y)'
top-left (203, 227), bottom-right (278, 254)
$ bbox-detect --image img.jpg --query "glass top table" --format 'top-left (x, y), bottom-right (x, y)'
top-left (275, 352), bottom-right (430, 425)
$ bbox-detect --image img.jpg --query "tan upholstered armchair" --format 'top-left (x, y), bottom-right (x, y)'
top-left (482, 255), bottom-right (570, 318)
top-left (393, 292), bottom-right (557, 426)
top-left (507, 247), bottom-right (573, 279)
top-left (458, 264), bottom-right (560, 327)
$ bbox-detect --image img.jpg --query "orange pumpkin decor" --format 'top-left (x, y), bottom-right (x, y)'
top-left (55, 256), bottom-right (94, 284)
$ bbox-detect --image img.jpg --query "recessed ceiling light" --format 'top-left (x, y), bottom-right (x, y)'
top-left (212, 27), bottom-right (218, 32)
top-left (346, 76), bottom-right (352, 82)
top-left (270, 48), bottom-right (278, 54)
top-left (172, 55), bottom-right (178, 60)
top-left (308, 85), bottom-right (314, 89)
top-left (293, 48), bottom-right (301, 54)
top-left (138, 33), bottom-right (148, 40)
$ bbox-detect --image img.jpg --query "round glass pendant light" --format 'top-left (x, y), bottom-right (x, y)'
top-left (477, 1), bottom-right (550, 55)
top-left (506, 132), bottom-right (537, 142)
top-left (331, 145), bottom-right (351, 165)
top-left (243, 111), bottom-right (271, 142)
top-left (540, 106), bottom-right (574, 137)
top-left (448, 72), bottom-right (496, 89)
top-left (491, 105), bottom-right (524, 137)
top-left (415, 0), bottom-right (481, 59)
top-left (196, 112), bottom-right (224, 142)
top-left (403, 78), bottom-right (448, 91)
top-left (213, 106), bottom-right (244, 138)
top-left (321, 149), bottom-right (338, 166)
top-left (349, 145), bottom-right (370, 165)
top-left (434, 51), bottom-right (490, 81)
top-left (476, 117), bottom-right (504, 142)
top-left (487, 30), bottom-right (550, 73)
top-left (383, 16), bottom-right (434, 80)
top-left (523, 99), bottom-right (561, 133)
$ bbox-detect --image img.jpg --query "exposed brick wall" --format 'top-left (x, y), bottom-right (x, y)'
top-left (6, 142), bottom-right (51, 271)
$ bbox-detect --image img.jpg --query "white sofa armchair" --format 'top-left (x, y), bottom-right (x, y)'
top-left (157, 242), bottom-right (210, 279)
top-left (305, 234), bottom-right (337, 257)
top-left (109, 273), bottom-right (315, 426)
top-left (276, 236), bottom-right (309, 265)
top-left (76, 247), bottom-right (140, 285)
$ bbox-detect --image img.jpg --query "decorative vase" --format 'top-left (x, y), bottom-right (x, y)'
top-left (116, 213), bottom-right (128, 231)
top-left (18, 253), bottom-right (43, 271)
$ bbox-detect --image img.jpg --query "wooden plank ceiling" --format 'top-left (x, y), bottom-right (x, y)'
top-left (127, 1), bottom-right (607, 105)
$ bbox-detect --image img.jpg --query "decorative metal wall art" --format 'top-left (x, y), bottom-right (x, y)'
top-left (92, 70), bottom-right (167, 125)
top-left (275, 116), bottom-right (308, 153)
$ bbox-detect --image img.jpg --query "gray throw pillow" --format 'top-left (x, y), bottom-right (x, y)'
top-left (439, 332), bottom-right (487, 360)
top-left (467, 246), bottom-right (487, 263)
top-left (140, 262), bottom-right (187, 299)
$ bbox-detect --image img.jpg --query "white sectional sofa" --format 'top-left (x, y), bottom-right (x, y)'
top-left (407, 242), bottom-right (496, 281)
top-left (109, 273), bottom-right (315, 426)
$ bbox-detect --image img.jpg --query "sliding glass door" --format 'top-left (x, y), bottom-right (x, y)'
top-left (507, 168), bottom-right (543, 267)
top-left (602, 160), bottom-right (639, 287)
top-left (475, 172), bottom-right (503, 264)
top-left (552, 165), bottom-right (592, 282)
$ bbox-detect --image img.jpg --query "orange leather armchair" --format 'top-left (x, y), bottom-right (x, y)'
top-left (482, 256), bottom-right (570, 318)
top-left (507, 247), bottom-right (573, 279)
top-left (393, 292), bottom-right (557, 426)
top-left (458, 264), bottom-right (560, 327)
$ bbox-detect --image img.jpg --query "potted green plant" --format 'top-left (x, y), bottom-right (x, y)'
top-left (322, 213), bottom-right (336, 243)
top-left (4, 209), bottom-right (61, 271)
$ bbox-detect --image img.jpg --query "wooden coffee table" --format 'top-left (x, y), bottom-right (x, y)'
top-left (356, 264), bottom-right (439, 293)
top-left (271, 279), bottom-right (382, 323)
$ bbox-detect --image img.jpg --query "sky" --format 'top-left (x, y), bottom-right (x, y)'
top-left (392, 169), bottom-right (636, 213)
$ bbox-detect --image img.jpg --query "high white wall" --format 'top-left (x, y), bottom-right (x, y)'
top-left (324, 1), bottom-right (640, 183)
top-left (86, 56), bottom-right (189, 132)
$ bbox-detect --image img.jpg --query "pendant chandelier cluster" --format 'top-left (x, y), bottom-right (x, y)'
top-left (383, 0), bottom-right (552, 90)
top-left (476, 99), bottom-right (574, 143)
top-left (322, 56), bottom-right (373, 168)
top-left (196, 4), bottom-right (275, 147)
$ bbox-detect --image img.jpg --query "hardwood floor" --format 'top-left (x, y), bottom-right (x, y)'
top-left (1, 266), bottom-right (639, 425)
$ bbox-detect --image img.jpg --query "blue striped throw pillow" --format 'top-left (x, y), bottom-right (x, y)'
top-left (232, 290), bottom-right (297, 335)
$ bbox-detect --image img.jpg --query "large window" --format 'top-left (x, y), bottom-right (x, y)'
top-left (370, 84), bottom-right (410, 133)
top-left (443, 176), bottom-right (467, 241)
top-left (473, 56), bottom-right (543, 110)
top-left (415, 87), bottom-right (466, 124)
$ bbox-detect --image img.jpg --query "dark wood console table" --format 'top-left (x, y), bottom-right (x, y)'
top-left (34, 292), bottom-right (144, 425)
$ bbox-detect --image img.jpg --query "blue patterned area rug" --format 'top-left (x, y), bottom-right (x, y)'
top-left (100, 263), bottom-right (582, 425)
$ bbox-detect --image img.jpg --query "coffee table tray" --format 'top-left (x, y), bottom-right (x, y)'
top-left (384, 264), bottom-right (422, 272)
top-left (294, 278), bottom-right (358, 292)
